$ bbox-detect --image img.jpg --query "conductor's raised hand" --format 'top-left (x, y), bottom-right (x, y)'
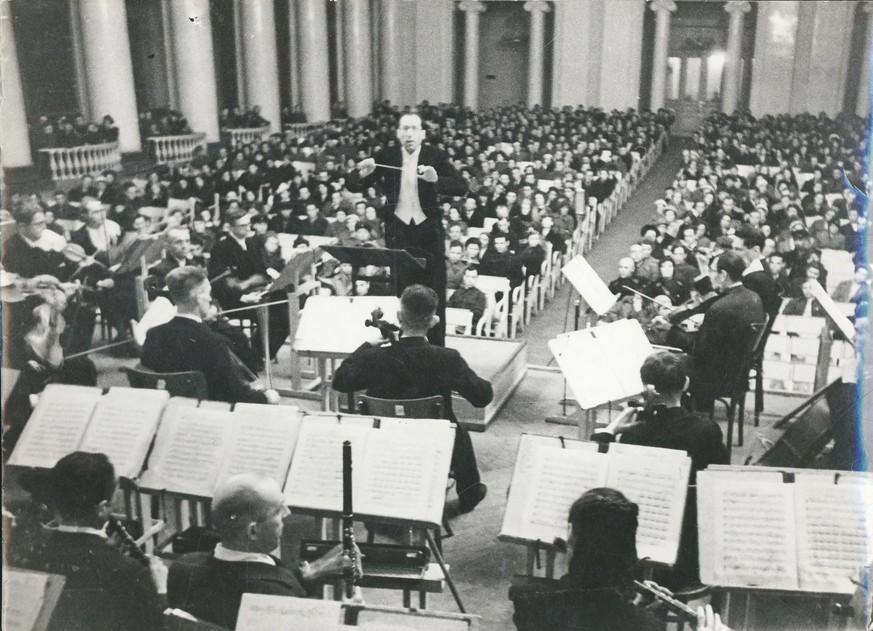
top-left (417, 165), bottom-right (438, 183)
top-left (357, 158), bottom-right (376, 178)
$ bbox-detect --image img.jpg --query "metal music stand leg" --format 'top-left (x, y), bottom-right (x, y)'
top-left (424, 529), bottom-right (465, 614)
top-left (257, 304), bottom-right (272, 389)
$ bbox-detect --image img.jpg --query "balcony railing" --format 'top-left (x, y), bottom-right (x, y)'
top-left (147, 132), bottom-right (207, 165)
top-left (283, 121), bottom-right (322, 137)
top-left (222, 125), bottom-right (271, 147)
top-left (39, 142), bottom-right (122, 182)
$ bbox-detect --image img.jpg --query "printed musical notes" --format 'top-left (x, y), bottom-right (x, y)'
top-left (500, 435), bottom-right (691, 566)
top-left (698, 469), bottom-right (872, 594)
top-left (9, 385), bottom-right (104, 470)
top-left (235, 594), bottom-right (342, 631)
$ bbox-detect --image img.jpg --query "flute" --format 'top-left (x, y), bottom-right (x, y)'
top-left (342, 440), bottom-right (357, 599)
top-left (106, 515), bottom-right (149, 566)
top-left (633, 580), bottom-right (734, 630)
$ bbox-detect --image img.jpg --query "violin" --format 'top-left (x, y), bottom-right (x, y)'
top-left (24, 290), bottom-right (67, 370)
top-left (364, 307), bottom-right (400, 343)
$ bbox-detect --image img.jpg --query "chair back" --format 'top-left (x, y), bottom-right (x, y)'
top-left (446, 307), bottom-right (473, 335)
top-left (357, 394), bottom-right (444, 419)
top-left (123, 364), bottom-right (208, 399)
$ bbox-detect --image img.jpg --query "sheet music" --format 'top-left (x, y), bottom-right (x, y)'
top-left (701, 475), bottom-right (798, 590)
top-left (8, 385), bottom-right (103, 469)
top-left (293, 295), bottom-right (400, 355)
top-left (501, 435), bottom-right (571, 540)
top-left (606, 443), bottom-right (690, 565)
top-left (3, 570), bottom-right (48, 631)
top-left (283, 420), bottom-right (370, 512)
top-left (78, 389), bottom-right (169, 479)
top-left (592, 320), bottom-right (653, 399)
top-left (235, 594), bottom-right (343, 631)
top-left (549, 332), bottom-right (624, 408)
top-left (139, 407), bottom-right (235, 496)
top-left (560, 255), bottom-right (618, 315)
top-left (358, 428), bottom-right (454, 525)
top-left (795, 482), bottom-right (873, 594)
top-left (217, 410), bottom-right (302, 486)
top-left (521, 445), bottom-right (609, 544)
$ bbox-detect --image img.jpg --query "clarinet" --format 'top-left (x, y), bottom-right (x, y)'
top-left (633, 580), bottom-right (734, 630)
top-left (106, 516), bottom-right (149, 566)
top-left (342, 440), bottom-right (357, 599)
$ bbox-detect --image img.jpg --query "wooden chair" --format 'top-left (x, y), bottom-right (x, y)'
top-left (710, 320), bottom-right (769, 450)
top-left (123, 364), bottom-right (208, 399)
top-left (445, 307), bottom-right (473, 336)
top-left (508, 285), bottom-right (524, 339)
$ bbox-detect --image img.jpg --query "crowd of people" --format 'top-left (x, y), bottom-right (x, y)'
top-left (30, 112), bottom-right (120, 152)
top-left (3, 103), bottom-right (867, 631)
top-left (139, 108), bottom-right (193, 139)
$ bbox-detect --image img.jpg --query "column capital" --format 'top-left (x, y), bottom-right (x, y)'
top-left (524, 0), bottom-right (551, 14)
top-left (649, 0), bottom-right (676, 13)
top-left (724, 1), bottom-right (752, 16)
top-left (457, 1), bottom-right (486, 13)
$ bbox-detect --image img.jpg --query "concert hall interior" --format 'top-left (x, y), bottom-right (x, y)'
top-left (1, 1), bottom-right (872, 630)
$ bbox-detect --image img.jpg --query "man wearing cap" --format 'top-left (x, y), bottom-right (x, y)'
top-left (348, 113), bottom-right (467, 346)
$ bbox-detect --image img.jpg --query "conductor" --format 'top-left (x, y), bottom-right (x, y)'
top-left (347, 113), bottom-right (468, 346)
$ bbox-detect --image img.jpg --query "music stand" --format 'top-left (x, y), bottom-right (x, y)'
top-left (322, 245), bottom-right (426, 297)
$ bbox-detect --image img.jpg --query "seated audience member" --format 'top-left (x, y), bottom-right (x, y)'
top-left (782, 281), bottom-right (826, 317)
top-left (9, 452), bottom-right (166, 631)
top-left (510, 487), bottom-right (730, 631)
top-left (592, 351), bottom-right (728, 587)
top-left (142, 266), bottom-right (279, 404)
top-left (463, 237), bottom-right (482, 265)
top-left (831, 265), bottom-right (870, 305)
top-left (653, 258), bottom-right (690, 305)
top-left (480, 234), bottom-right (523, 288)
top-left (786, 264), bottom-right (825, 299)
top-left (689, 251), bottom-right (765, 412)
top-left (540, 215), bottom-right (568, 255)
top-left (631, 241), bottom-right (660, 283)
top-left (608, 257), bottom-right (651, 298)
top-left (518, 231), bottom-right (547, 280)
top-left (669, 244), bottom-right (699, 286)
top-left (448, 267), bottom-right (488, 330)
top-left (333, 285), bottom-right (492, 513)
top-left (446, 241), bottom-right (468, 290)
top-left (766, 252), bottom-right (791, 297)
top-left (168, 474), bottom-right (358, 630)
top-left (296, 202), bottom-right (330, 236)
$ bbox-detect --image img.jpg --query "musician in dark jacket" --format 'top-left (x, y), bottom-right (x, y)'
top-left (509, 488), bottom-right (665, 631)
top-left (168, 475), bottom-right (356, 630)
top-left (141, 266), bottom-right (278, 404)
top-left (332, 285), bottom-right (492, 513)
top-left (346, 113), bottom-right (468, 346)
top-left (8, 452), bottom-right (166, 631)
top-left (592, 351), bottom-right (728, 589)
top-left (690, 252), bottom-right (765, 411)
top-left (207, 209), bottom-right (289, 359)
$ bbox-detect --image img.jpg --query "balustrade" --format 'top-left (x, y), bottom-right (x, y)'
top-left (39, 142), bottom-right (122, 182)
top-left (222, 125), bottom-right (271, 147)
top-left (147, 133), bottom-right (207, 165)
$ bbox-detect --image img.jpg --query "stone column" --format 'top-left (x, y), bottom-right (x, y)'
top-left (298, 0), bottom-right (331, 121)
top-left (649, 0), bottom-right (676, 111)
top-left (458, 1), bottom-right (486, 109)
top-left (334, 0), bottom-right (345, 105)
top-left (0, 0), bottom-right (31, 167)
top-left (524, 0), bottom-right (550, 107)
top-left (381, 0), bottom-right (402, 105)
top-left (858, 2), bottom-right (873, 118)
top-left (344, 0), bottom-right (373, 117)
top-left (76, 0), bottom-right (142, 152)
top-left (238, 0), bottom-right (281, 131)
top-left (287, 0), bottom-right (301, 109)
top-left (167, 0), bottom-right (220, 141)
top-left (722, 0), bottom-right (751, 113)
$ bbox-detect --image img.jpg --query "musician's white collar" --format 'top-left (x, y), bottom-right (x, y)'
top-left (176, 312), bottom-right (203, 324)
top-left (52, 524), bottom-right (109, 539)
top-left (214, 543), bottom-right (276, 565)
